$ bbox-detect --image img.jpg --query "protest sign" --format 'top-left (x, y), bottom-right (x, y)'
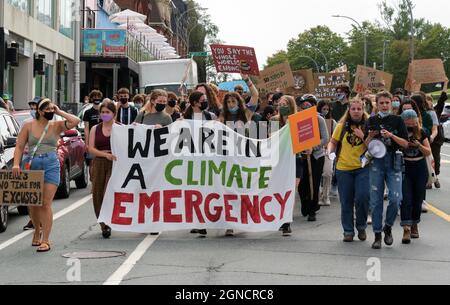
top-left (285, 69), bottom-right (315, 96)
top-left (405, 59), bottom-right (449, 92)
top-left (314, 72), bottom-right (350, 99)
top-left (98, 121), bottom-right (296, 233)
top-left (256, 62), bottom-right (295, 92)
top-left (0, 170), bottom-right (44, 207)
top-left (210, 44), bottom-right (260, 76)
top-left (330, 65), bottom-right (348, 73)
top-left (354, 65), bottom-right (393, 93)
top-left (288, 107), bottom-right (321, 154)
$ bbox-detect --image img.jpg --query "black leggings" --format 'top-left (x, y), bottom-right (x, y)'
top-left (299, 156), bottom-right (325, 216)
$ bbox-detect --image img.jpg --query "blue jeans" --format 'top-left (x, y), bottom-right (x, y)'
top-left (401, 159), bottom-right (428, 226)
top-left (369, 152), bottom-right (403, 233)
top-left (336, 168), bottom-right (370, 236)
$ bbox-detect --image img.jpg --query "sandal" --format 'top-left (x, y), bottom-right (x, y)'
top-left (32, 232), bottom-right (43, 247)
top-left (37, 242), bottom-right (51, 253)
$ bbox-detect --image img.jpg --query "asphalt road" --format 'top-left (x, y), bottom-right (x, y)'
top-left (1, 144), bottom-right (450, 285)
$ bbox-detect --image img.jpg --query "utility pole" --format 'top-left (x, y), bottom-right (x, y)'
top-left (382, 40), bottom-right (390, 71)
top-left (407, 1), bottom-right (415, 63)
top-left (74, 0), bottom-right (81, 104)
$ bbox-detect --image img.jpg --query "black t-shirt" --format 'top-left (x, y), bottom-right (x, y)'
top-left (403, 129), bottom-right (428, 158)
top-left (83, 107), bottom-right (101, 131)
top-left (365, 114), bottom-right (408, 152)
top-left (171, 112), bottom-right (181, 122)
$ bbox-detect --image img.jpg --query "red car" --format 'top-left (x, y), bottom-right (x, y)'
top-left (13, 111), bottom-right (88, 199)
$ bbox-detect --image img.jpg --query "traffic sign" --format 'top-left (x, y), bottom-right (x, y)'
top-left (189, 52), bottom-right (209, 57)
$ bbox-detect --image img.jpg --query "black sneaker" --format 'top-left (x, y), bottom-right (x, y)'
top-left (190, 229), bottom-right (200, 234)
top-left (372, 233), bottom-right (382, 249)
top-left (102, 226), bottom-right (112, 239)
top-left (198, 229), bottom-right (207, 237)
top-left (307, 213), bottom-right (316, 222)
top-left (282, 224), bottom-right (292, 236)
top-left (383, 225), bottom-right (394, 246)
top-left (23, 220), bottom-right (34, 231)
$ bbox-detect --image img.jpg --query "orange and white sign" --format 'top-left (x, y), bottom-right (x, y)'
top-left (288, 107), bottom-right (321, 154)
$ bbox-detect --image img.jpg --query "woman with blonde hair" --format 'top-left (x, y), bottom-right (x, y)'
top-left (328, 98), bottom-right (370, 242)
top-left (135, 89), bottom-right (172, 127)
top-left (12, 98), bottom-right (80, 252)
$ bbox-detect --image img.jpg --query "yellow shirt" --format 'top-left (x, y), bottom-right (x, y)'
top-left (332, 123), bottom-right (367, 171)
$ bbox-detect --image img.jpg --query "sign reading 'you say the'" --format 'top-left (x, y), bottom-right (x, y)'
top-left (99, 121), bottom-right (296, 233)
top-left (210, 44), bottom-right (260, 76)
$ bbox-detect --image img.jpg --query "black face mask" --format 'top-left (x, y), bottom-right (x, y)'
top-left (407, 127), bottom-right (416, 133)
top-left (120, 98), bottom-right (129, 104)
top-left (200, 101), bottom-right (209, 111)
top-left (168, 100), bottom-right (177, 108)
top-left (155, 103), bottom-right (166, 112)
top-left (180, 102), bottom-right (187, 112)
top-left (43, 112), bottom-right (55, 121)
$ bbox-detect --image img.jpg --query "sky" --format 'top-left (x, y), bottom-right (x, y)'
top-left (196, 0), bottom-right (450, 68)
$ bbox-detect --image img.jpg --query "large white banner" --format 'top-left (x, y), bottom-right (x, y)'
top-left (98, 120), bottom-right (296, 233)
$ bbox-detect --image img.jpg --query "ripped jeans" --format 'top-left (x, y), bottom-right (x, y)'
top-left (369, 152), bottom-right (403, 233)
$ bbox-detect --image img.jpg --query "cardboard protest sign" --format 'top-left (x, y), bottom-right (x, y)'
top-left (285, 69), bottom-right (315, 96)
top-left (256, 62), bottom-right (295, 92)
top-left (288, 107), bottom-right (321, 154)
top-left (0, 170), bottom-right (44, 207)
top-left (313, 72), bottom-right (350, 99)
top-left (405, 59), bottom-right (449, 92)
top-left (330, 65), bottom-right (348, 73)
top-left (354, 65), bottom-right (393, 93)
top-left (210, 44), bottom-right (260, 76)
top-left (98, 121), bottom-right (296, 233)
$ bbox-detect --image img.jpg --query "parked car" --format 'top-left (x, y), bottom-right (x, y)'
top-left (0, 109), bottom-right (27, 233)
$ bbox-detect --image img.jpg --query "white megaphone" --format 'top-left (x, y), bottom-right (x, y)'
top-left (368, 139), bottom-right (387, 159)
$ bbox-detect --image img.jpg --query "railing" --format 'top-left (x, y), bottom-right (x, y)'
top-left (81, 29), bottom-right (156, 62)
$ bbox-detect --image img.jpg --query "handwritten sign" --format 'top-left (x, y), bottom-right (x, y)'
top-left (405, 59), bottom-right (449, 92)
top-left (210, 44), bottom-right (260, 76)
top-left (313, 72), bottom-right (350, 99)
top-left (256, 62), bottom-right (295, 92)
top-left (354, 65), bottom-right (393, 93)
top-left (288, 107), bottom-right (321, 154)
top-left (285, 69), bottom-right (315, 96)
top-left (0, 170), bottom-right (44, 207)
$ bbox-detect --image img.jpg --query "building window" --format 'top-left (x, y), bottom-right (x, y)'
top-left (37, 0), bottom-right (55, 28)
top-left (7, 0), bottom-right (30, 14)
top-left (59, 0), bottom-right (73, 38)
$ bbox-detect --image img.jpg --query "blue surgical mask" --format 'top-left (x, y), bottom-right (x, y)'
top-left (378, 111), bottom-right (390, 118)
top-left (228, 106), bottom-right (239, 114)
top-left (392, 101), bottom-right (401, 109)
top-left (30, 110), bottom-right (36, 119)
top-left (337, 93), bottom-right (346, 101)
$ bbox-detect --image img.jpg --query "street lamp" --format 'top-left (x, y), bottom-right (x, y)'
top-left (333, 14), bottom-right (367, 67)
top-left (308, 46), bottom-right (329, 72)
top-left (176, 6), bottom-right (204, 56)
top-left (299, 56), bottom-right (320, 72)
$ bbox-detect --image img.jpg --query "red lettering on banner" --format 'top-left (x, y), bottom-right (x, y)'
top-left (163, 190), bottom-right (183, 223)
top-left (139, 192), bottom-right (161, 224)
top-left (241, 195), bottom-right (261, 224)
top-left (112, 193), bottom-right (134, 225)
top-left (185, 190), bottom-right (205, 224)
top-left (260, 196), bottom-right (275, 222)
top-left (204, 193), bottom-right (222, 222)
top-left (224, 195), bottom-right (239, 222)
top-left (274, 191), bottom-right (292, 219)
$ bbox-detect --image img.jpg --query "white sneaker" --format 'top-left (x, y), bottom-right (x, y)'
top-left (422, 201), bottom-right (428, 214)
top-left (367, 215), bottom-right (373, 225)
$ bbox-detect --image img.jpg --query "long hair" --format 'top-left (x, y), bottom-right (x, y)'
top-left (222, 92), bottom-right (247, 123)
top-left (398, 98), bottom-right (423, 127)
top-left (142, 89), bottom-right (168, 114)
top-left (184, 91), bottom-right (204, 120)
top-left (317, 100), bottom-right (332, 119)
top-left (195, 83), bottom-right (221, 110)
top-left (279, 95), bottom-right (297, 128)
top-left (338, 98), bottom-right (369, 130)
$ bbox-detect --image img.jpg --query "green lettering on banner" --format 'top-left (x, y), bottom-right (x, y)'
top-left (241, 167), bottom-right (258, 189)
top-left (165, 160), bottom-right (183, 186)
top-left (226, 164), bottom-right (243, 188)
top-left (208, 161), bottom-right (227, 186)
top-left (187, 161), bottom-right (199, 186)
top-left (259, 167), bottom-right (273, 189)
top-left (200, 161), bottom-right (206, 185)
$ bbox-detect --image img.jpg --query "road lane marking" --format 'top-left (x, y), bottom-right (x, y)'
top-left (0, 195), bottom-right (92, 252)
top-left (103, 234), bottom-right (159, 285)
top-left (426, 203), bottom-right (450, 223)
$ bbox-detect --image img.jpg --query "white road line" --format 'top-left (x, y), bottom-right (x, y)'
top-left (0, 195), bottom-right (92, 252)
top-left (103, 234), bottom-right (159, 286)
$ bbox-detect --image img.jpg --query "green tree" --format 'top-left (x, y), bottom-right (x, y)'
top-left (265, 51), bottom-right (289, 68)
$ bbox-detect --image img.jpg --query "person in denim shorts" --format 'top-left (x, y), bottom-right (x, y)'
top-left (13, 99), bottom-right (80, 253)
